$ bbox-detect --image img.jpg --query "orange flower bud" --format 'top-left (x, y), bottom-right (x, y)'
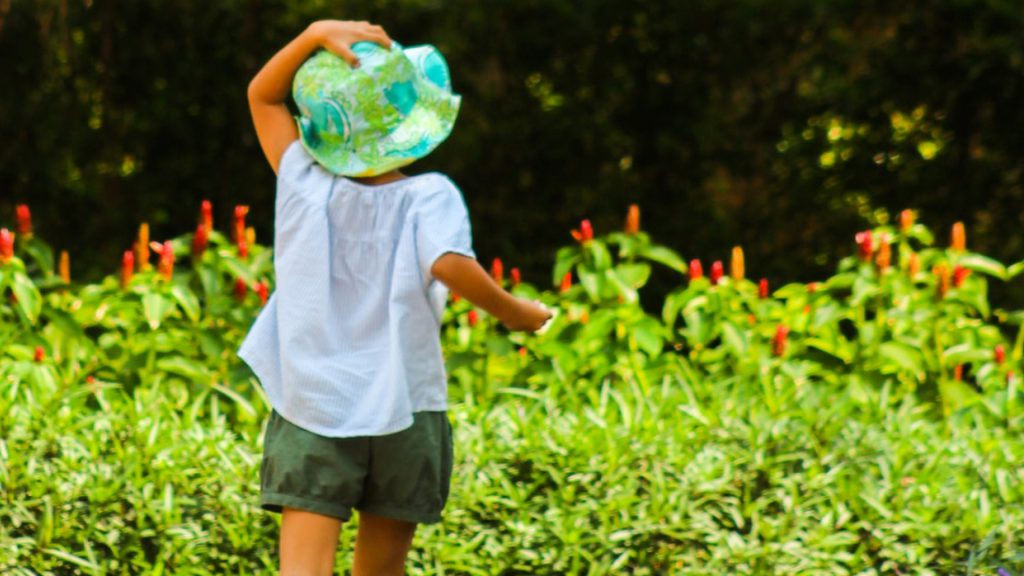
top-left (580, 309), bottom-right (589, 324)
top-left (759, 278), bottom-right (769, 299)
top-left (467, 309), bottom-right (479, 326)
top-left (730, 246), bottom-right (745, 280)
top-left (33, 345), bottom-right (44, 363)
top-left (58, 250), bottom-right (70, 283)
top-left (624, 204), bottom-right (640, 234)
top-left (899, 209), bottom-right (914, 232)
top-left (908, 252), bottom-right (920, 278)
top-left (136, 223), bottom-right (151, 270)
top-left (510, 267), bottom-right (521, 287)
top-left (875, 233), bottom-right (891, 272)
top-left (954, 363), bottom-right (963, 381)
top-left (933, 263), bottom-right (950, 298)
top-left (560, 272), bottom-right (572, 293)
top-left (951, 221), bottom-right (966, 252)
top-left (995, 344), bottom-right (1006, 364)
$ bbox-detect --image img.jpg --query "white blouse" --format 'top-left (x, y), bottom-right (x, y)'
top-left (238, 140), bottom-right (475, 437)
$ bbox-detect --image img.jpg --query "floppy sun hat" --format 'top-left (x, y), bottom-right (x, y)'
top-left (292, 40), bottom-right (461, 177)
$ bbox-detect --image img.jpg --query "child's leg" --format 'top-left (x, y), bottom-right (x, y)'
top-left (351, 511), bottom-right (417, 576)
top-left (280, 506), bottom-right (343, 576)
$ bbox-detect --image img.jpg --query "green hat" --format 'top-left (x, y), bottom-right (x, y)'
top-left (292, 41), bottom-right (461, 177)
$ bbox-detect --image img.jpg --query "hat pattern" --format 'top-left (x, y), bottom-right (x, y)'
top-left (293, 41), bottom-right (461, 177)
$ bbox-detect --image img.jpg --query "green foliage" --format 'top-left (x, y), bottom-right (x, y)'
top-left (2, 205), bottom-right (1024, 574)
top-left (3, 0), bottom-right (1024, 311)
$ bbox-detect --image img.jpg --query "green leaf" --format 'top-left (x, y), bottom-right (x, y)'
top-left (156, 356), bottom-right (212, 383)
top-left (614, 263), bottom-right (651, 288)
top-left (142, 293), bottom-right (173, 330)
top-left (721, 320), bottom-right (749, 357)
top-left (957, 253), bottom-right (1005, 280)
top-left (878, 341), bottom-right (924, 374)
top-left (221, 258), bottom-right (256, 286)
top-left (170, 285), bottom-right (201, 323)
top-left (638, 245), bottom-right (686, 273)
top-left (11, 272), bottom-right (41, 324)
top-left (632, 316), bottom-right (664, 356)
top-left (943, 343), bottom-right (991, 365)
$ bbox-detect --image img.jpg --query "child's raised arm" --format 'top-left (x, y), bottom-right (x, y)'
top-left (431, 253), bottom-right (553, 332)
top-left (247, 20), bottom-right (391, 174)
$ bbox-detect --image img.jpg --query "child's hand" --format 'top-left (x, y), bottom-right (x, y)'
top-left (502, 298), bottom-right (554, 333)
top-left (307, 20), bottom-right (392, 67)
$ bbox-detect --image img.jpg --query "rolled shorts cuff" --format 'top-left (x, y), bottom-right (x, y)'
top-left (261, 492), bottom-right (354, 522)
top-left (356, 502), bottom-right (443, 525)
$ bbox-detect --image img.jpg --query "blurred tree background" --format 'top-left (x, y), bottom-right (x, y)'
top-left (1, 0), bottom-right (1023, 311)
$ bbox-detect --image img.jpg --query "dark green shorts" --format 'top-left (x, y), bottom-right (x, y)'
top-left (259, 409), bottom-right (453, 524)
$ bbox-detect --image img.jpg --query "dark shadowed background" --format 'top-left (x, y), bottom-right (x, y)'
top-left (2, 0), bottom-right (1023, 311)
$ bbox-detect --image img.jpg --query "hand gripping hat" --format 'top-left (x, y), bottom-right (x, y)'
top-left (292, 41), bottom-right (461, 177)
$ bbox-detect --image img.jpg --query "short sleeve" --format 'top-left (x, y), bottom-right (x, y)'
top-left (275, 140), bottom-right (332, 206)
top-left (415, 177), bottom-right (476, 282)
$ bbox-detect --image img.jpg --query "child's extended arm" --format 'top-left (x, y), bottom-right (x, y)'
top-left (247, 20), bottom-right (391, 174)
top-left (431, 253), bottom-right (553, 332)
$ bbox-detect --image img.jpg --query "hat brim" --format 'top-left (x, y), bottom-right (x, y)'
top-left (295, 44), bottom-right (461, 177)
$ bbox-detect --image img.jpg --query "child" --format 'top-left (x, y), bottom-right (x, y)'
top-left (236, 19), bottom-right (552, 576)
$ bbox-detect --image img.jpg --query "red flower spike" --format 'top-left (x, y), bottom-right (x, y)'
top-left (855, 230), bottom-right (873, 261)
top-left (467, 309), bottom-right (479, 327)
top-left (121, 250), bottom-right (135, 289)
top-left (200, 200), bottom-right (213, 235)
top-left (772, 324), bottom-right (789, 357)
top-left (518, 346), bottom-right (527, 357)
top-left (759, 278), bottom-right (769, 299)
top-left (491, 258), bottom-right (504, 284)
top-left (33, 346), bottom-right (44, 363)
top-left (254, 280), bottom-right (269, 305)
top-left (952, 265), bottom-right (970, 288)
top-left (0, 228), bottom-right (14, 263)
top-left (688, 259), bottom-right (703, 281)
top-left (234, 278), bottom-right (248, 301)
top-left (238, 239), bottom-right (250, 260)
top-left (954, 363), bottom-right (963, 381)
top-left (15, 205), bottom-right (32, 237)
top-left (625, 204), bottom-right (641, 234)
top-left (995, 344), bottom-right (1006, 364)
top-left (560, 272), bottom-right (572, 293)
top-left (192, 223), bottom-right (209, 260)
top-left (571, 219), bottom-right (594, 244)
top-left (150, 241), bottom-right (175, 281)
top-left (709, 261), bottom-right (724, 285)
top-left (510, 267), bottom-right (521, 287)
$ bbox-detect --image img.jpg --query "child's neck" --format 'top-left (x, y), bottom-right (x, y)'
top-left (350, 169), bottom-right (406, 186)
